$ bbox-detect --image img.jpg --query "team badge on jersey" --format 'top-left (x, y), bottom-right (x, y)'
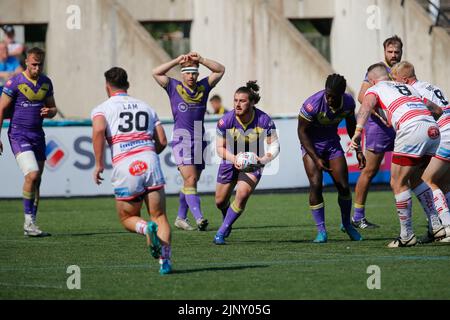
top-left (129, 160), bottom-right (148, 176)
top-left (428, 126), bottom-right (440, 139)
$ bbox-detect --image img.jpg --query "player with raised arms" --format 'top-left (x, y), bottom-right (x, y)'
top-left (92, 67), bottom-right (172, 274)
top-left (351, 63), bottom-right (445, 247)
top-left (392, 61), bottom-right (450, 240)
top-left (153, 52), bottom-right (225, 232)
top-left (0, 47), bottom-right (57, 237)
top-left (213, 81), bottom-right (280, 245)
top-left (298, 74), bottom-right (365, 243)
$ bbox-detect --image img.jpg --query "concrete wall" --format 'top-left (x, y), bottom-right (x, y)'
top-left (1, 0), bottom-right (449, 118)
top-left (332, 0), bottom-right (450, 100)
top-left (191, 0), bottom-right (334, 114)
top-left (116, 0), bottom-right (193, 21)
top-left (0, 0), bottom-right (49, 24)
top-left (283, 0), bottom-right (334, 18)
top-left (46, 0), bottom-right (176, 119)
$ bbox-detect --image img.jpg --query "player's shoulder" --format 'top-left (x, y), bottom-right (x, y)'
top-left (302, 90), bottom-right (324, 111)
top-left (343, 93), bottom-right (356, 105)
top-left (414, 80), bottom-right (436, 92)
top-left (217, 109), bottom-right (234, 128)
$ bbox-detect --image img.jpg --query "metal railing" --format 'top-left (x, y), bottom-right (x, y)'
top-left (403, 0), bottom-right (450, 34)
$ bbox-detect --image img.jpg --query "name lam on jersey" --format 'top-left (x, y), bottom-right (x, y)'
top-left (122, 103), bottom-right (138, 110)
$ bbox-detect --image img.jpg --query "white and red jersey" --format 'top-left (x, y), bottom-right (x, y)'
top-left (91, 93), bottom-right (161, 166)
top-left (411, 80), bottom-right (450, 130)
top-left (365, 81), bottom-right (435, 131)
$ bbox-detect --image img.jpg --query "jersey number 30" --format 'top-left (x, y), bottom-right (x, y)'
top-left (118, 111), bottom-right (149, 132)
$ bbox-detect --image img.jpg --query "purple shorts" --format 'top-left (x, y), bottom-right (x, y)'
top-left (301, 138), bottom-right (344, 161)
top-left (217, 163), bottom-right (262, 184)
top-left (8, 129), bottom-right (46, 161)
top-left (171, 140), bottom-right (206, 171)
top-left (364, 116), bottom-right (395, 153)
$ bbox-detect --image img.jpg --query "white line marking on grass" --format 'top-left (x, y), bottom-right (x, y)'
top-left (0, 282), bottom-right (63, 289)
top-left (0, 255), bottom-right (448, 273)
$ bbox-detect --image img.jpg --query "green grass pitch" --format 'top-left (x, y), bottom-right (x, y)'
top-left (1, 191), bottom-right (449, 300)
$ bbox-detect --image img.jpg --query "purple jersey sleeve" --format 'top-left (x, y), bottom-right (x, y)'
top-left (264, 115), bottom-right (276, 136)
top-left (2, 77), bottom-right (17, 98)
top-left (164, 77), bottom-right (177, 97)
top-left (216, 114), bottom-right (229, 137)
top-left (46, 77), bottom-right (54, 98)
top-left (299, 99), bottom-right (317, 122)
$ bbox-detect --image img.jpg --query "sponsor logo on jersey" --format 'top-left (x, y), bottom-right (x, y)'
top-left (45, 138), bottom-right (68, 170)
top-left (178, 102), bottom-right (188, 112)
top-left (305, 104), bottom-right (314, 113)
top-left (129, 160), bottom-right (148, 176)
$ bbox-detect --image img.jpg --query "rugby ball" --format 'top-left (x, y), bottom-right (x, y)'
top-left (236, 152), bottom-right (258, 172)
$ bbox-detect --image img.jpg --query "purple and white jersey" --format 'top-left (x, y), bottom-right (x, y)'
top-left (3, 72), bottom-right (54, 131)
top-left (217, 107), bottom-right (276, 157)
top-left (165, 77), bottom-right (212, 145)
top-left (299, 90), bottom-right (355, 143)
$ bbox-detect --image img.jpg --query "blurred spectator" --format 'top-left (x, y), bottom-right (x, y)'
top-left (207, 94), bottom-right (227, 115)
top-left (2, 25), bottom-right (25, 58)
top-left (0, 41), bottom-right (23, 88)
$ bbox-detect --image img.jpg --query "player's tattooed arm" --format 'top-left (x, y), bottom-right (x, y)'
top-left (351, 94), bottom-right (377, 151)
top-left (189, 52), bottom-right (225, 88)
top-left (357, 81), bottom-right (371, 104)
top-left (92, 116), bottom-right (107, 185)
top-left (154, 124), bottom-right (168, 154)
top-left (152, 55), bottom-right (188, 88)
top-left (41, 96), bottom-right (57, 118)
top-left (0, 94), bottom-right (13, 155)
top-left (424, 99), bottom-right (443, 120)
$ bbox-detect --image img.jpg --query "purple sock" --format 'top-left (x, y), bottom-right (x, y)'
top-left (353, 206), bottom-right (365, 222)
top-left (339, 197), bottom-right (352, 227)
top-left (311, 205), bottom-right (326, 233)
top-left (23, 198), bottom-right (34, 215)
top-left (218, 206), bottom-right (241, 235)
top-left (185, 193), bottom-right (204, 221)
top-left (177, 191), bottom-right (188, 219)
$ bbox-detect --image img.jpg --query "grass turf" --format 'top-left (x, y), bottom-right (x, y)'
top-left (0, 191), bottom-right (449, 300)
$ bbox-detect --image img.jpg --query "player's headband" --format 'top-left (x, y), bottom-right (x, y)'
top-left (181, 67), bottom-right (199, 74)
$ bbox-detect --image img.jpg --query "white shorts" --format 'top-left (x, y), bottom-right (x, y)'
top-left (435, 125), bottom-right (450, 162)
top-left (111, 151), bottom-right (165, 201)
top-left (394, 120), bottom-right (440, 158)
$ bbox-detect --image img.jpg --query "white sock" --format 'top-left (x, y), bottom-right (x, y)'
top-left (433, 189), bottom-right (450, 226)
top-left (24, 213), bottom-right (33, 225)
top-left (395, 190), bottom-right (414, 239)
top-left (135, 220), bottom-right (148, 235)
top-left (445, 192), bottom-right (450, 211)
top-left (412, 182), bottom-right (442, 230)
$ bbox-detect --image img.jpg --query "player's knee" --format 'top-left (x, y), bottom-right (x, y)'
top-left (215, 197), bottom-right (228, 210)
top-left (362, 166), bottom-right (379, 179)
top-left (25, 171), bottom-right (40, 184)
top-left (184, 175), bottom-right (198, 187)
top-left (309, 180), bottom-right (322, 194)
top-left (235, 190), bottom-right (250, 206)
